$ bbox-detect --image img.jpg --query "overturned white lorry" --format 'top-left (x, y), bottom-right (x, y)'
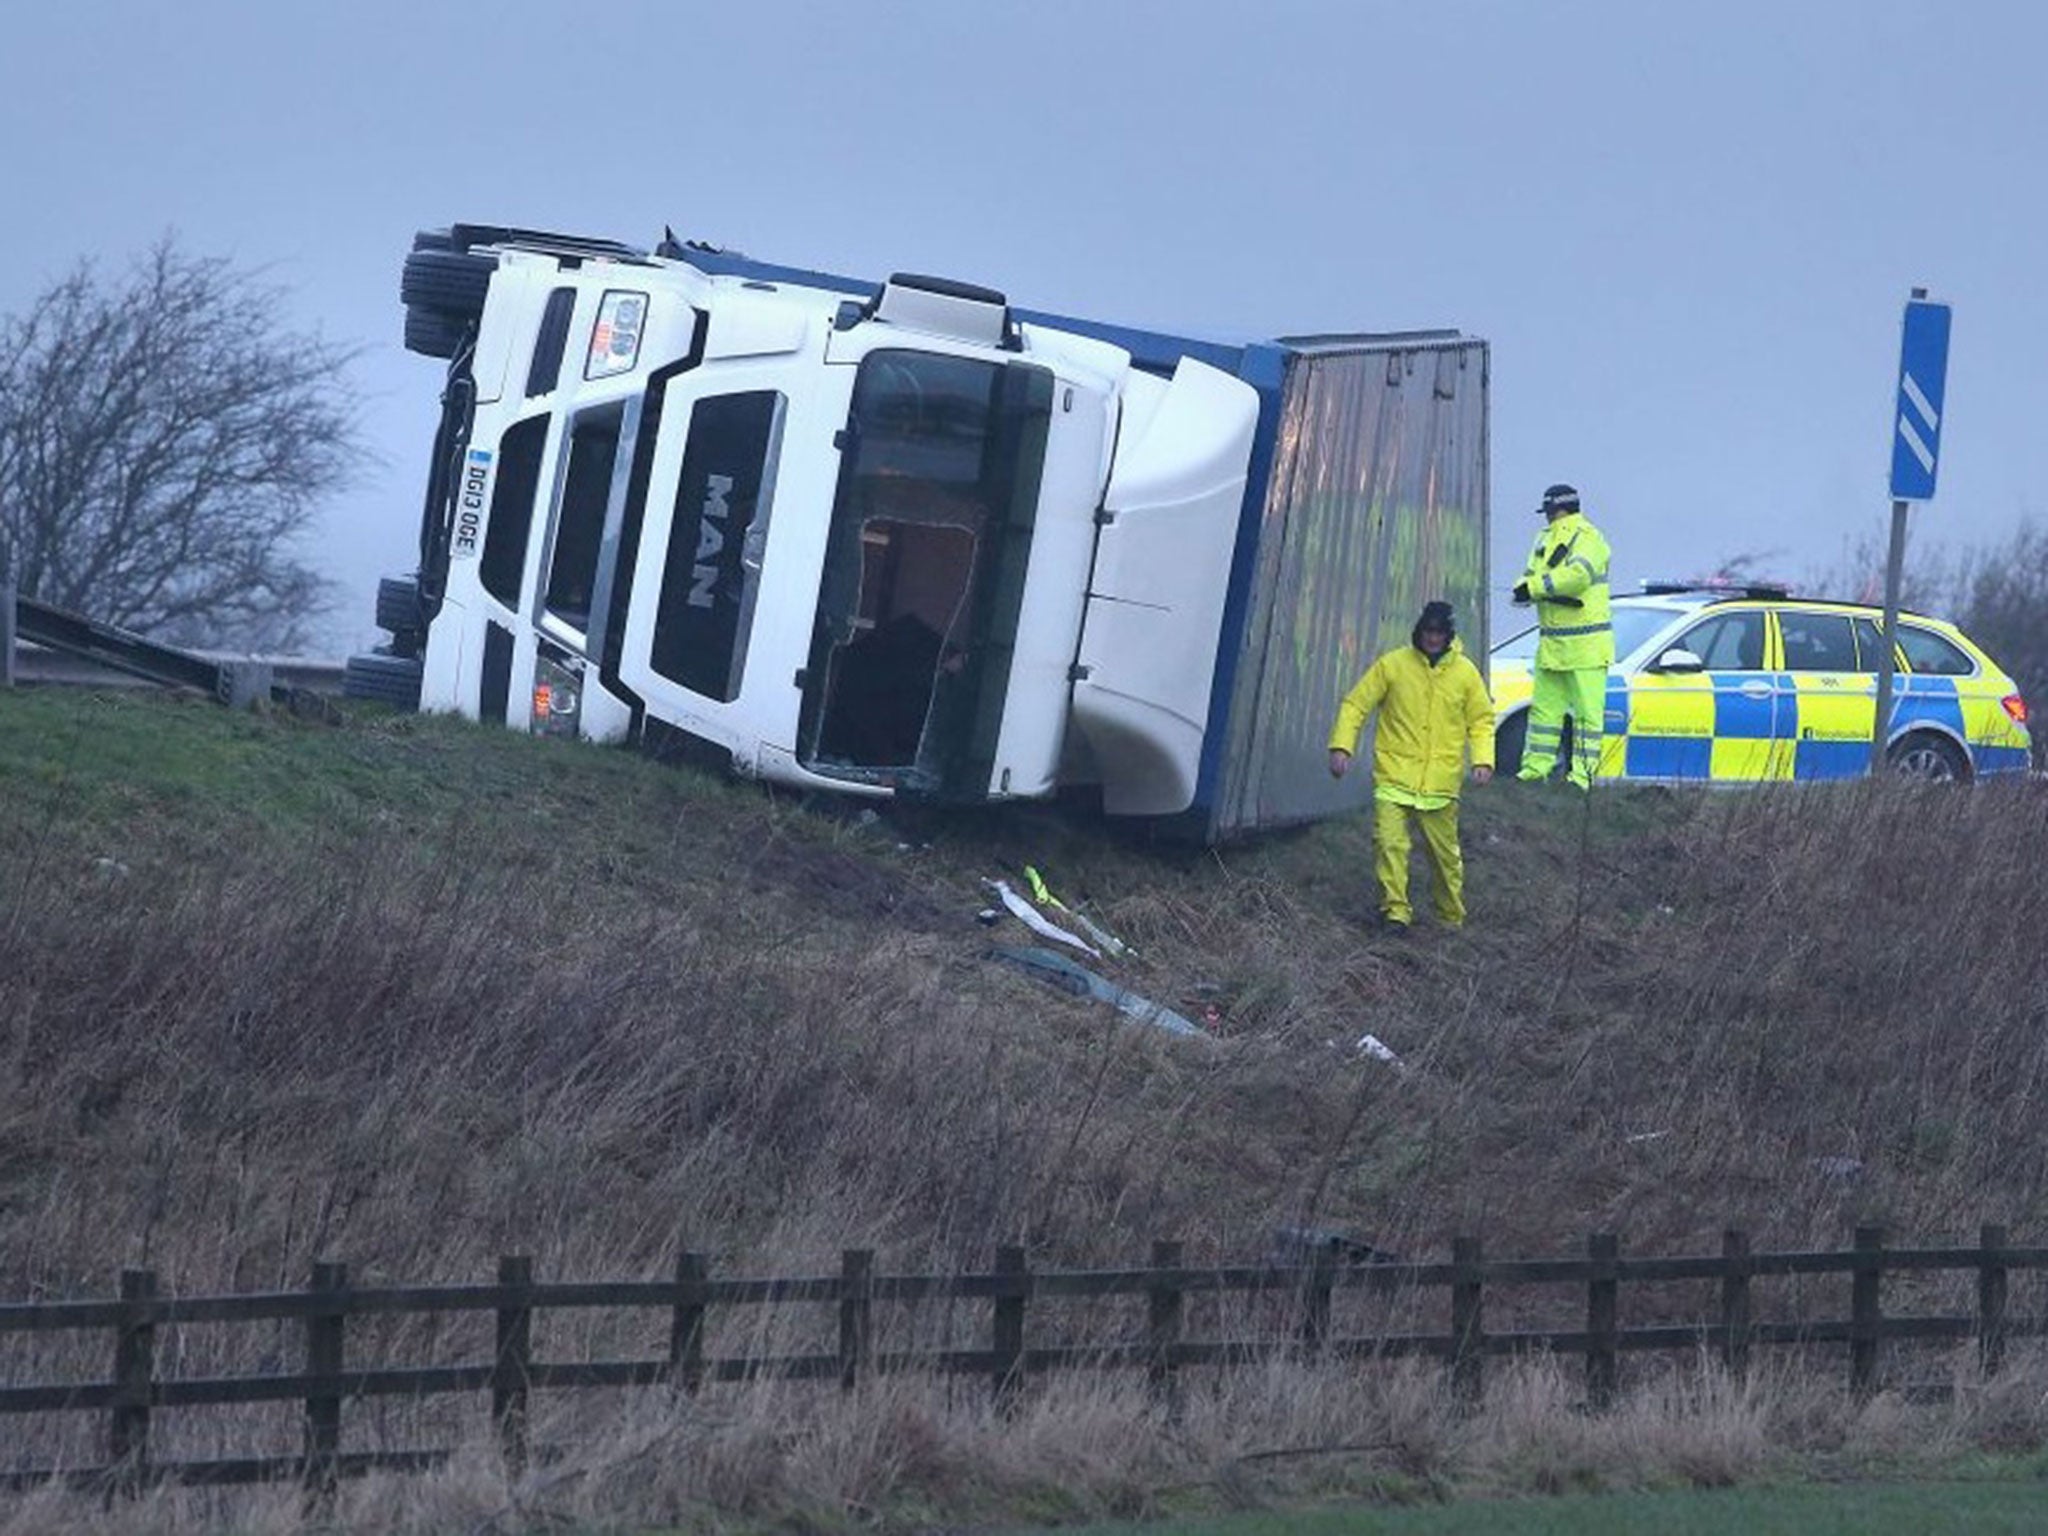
top-left (352, 225), bottom-right (1488, 840)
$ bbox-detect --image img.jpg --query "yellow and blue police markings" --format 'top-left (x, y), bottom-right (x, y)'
top-left (1490, 653), bottom-right (2030, 783)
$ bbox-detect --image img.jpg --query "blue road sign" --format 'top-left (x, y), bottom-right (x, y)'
top-left (1889, 298), bottom-right (1951, 501)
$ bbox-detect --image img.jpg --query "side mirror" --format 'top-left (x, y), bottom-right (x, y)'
top-left (1652, 647), bottom-right (1706, 674)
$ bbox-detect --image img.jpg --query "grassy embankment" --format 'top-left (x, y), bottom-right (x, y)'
top-left (3, 686), bottom-right (2047, 1533)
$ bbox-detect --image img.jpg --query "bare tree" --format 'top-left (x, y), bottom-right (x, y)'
top-left (1954, 520), bottom-right (2048, 757)
top-left (0, 238), bottom-right (361, 647)
top-left (1803, 522), bottom-right (1971, 612)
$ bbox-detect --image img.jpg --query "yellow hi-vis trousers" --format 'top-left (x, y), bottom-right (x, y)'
top-left (1374, 796), bottom-right (1465, 927)
top-left (1519, 666), bottom-right (1606, 788)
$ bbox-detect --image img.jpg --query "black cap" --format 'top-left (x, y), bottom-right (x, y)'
top-left (1412, 602), bottom-right (1456, 650)
top-left (1538, 483), bottom-right (1581, 516)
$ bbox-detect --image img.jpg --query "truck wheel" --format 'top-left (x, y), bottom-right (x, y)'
top-left (342, 652), bottom-right (424, 711)
top-left (375, 575), bottom-right (422, 635)
top-left (403, 305), bottom-right (473, 360)
top-left (375, 576), bottom-right (426, 657)
top-left (400, 248), bottom-right (495, 318)
top-left (1886, 731), bottom-right (1969, 783)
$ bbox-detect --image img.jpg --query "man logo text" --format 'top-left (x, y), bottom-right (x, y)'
top-left (687, 474), bottom-right (734, 608)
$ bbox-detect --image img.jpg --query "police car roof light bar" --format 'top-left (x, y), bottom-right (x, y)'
top-left (1638, 580), bottom-right (1792, 601)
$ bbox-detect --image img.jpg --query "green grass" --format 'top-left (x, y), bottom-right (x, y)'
top-left (1040, 1479), bottom-right (2048, 1536)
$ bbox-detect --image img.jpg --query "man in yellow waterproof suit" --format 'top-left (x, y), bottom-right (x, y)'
top-left (1512, 483), bottom-right (1613, 788)
top-left (1327, 601), bottom-right (1495, 933)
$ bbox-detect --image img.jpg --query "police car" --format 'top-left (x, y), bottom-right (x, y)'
top-left (1490, 584), bottom-right (2033, 783)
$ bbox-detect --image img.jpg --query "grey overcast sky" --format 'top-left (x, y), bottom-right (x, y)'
top-left (4, 0), bottom-right (2043, 650)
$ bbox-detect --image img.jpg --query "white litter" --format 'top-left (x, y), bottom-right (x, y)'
top-left (1355, 1033), bottom-right (1405, 1070)
top-left (983, 879), bottom-right (1100, 958)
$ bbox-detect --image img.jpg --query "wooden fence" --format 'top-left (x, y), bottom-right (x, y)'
top-left (2, 1224), bottom-right (2043, 1497)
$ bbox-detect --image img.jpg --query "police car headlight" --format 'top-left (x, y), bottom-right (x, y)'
top-left (585, 290), bottom-right (649, 379)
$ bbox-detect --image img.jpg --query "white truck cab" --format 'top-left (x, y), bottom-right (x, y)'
top-left (372, 226), bottom-right (1260, 815)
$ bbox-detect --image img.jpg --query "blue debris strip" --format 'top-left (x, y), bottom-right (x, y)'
top-left (985, 946), bottom-right (1208, 1040)
top-left (1889, 297), bottom-right (1951, 502)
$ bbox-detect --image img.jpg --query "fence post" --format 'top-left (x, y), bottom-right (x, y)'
top-left (839, 1249), bottom-right (873, 1393)
top-left (302, 1261), bottom-right (347, 1502)
top-left (108, 1268), bottom-right (158, 1493)
top-left (1147, 1239), bottom-right (1184, 1417)
top-left (1298, 1244), bottom-right (1334, 1362)
top-left (1585, 1233), bottom-right (1619, 1411)
top-left (1850, 1225), bottom-right (1884, 1399)
top-left (991, 1245), bottom-right (1028, 1412)
top-left (670, 1249), bottom-right (707, 1396)
top-left (1977, 1223), bottom-right (2008, 1379)
top-left (1450, 1236), bottom-right (1484, 1411)
top-left (493, 1255), bottom-right (533, 1475)
top-left (1720, 1230), bottom-right (1752, 1384)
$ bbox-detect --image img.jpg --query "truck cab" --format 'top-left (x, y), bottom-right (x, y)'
top-left (379, 227), bottom-right (1261, 815)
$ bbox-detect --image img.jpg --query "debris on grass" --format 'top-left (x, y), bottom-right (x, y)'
top-left (985, 944), bottom-right (1207, 1040)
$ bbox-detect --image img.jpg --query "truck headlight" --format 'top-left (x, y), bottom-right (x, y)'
top-left (585, 290), bottom-right (649, 379)
top-left (532, 648), bottom-right (584, 738)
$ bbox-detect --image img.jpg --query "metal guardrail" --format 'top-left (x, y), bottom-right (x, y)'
top-left (5, 589), bottom-right (346, 700)
top-left (8, 644), bottom-right (346, 694)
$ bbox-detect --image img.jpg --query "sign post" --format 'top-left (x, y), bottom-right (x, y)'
top-left (1870, 290), bottom-right (1952, 775)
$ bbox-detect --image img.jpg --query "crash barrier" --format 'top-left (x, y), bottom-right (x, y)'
top-left (1, 1225), bottom-right (2040, 1497)
top-left (3, 645), bottom-right (346, 695)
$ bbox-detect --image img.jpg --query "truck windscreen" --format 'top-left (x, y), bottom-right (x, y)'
top-left (802, 349), bottom-right (1053, 787)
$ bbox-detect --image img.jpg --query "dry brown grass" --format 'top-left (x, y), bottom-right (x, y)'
top-left (3, 1353), bottom-right (2045, 1534)
top-left (5, 690), bottom-right (2048, 1526)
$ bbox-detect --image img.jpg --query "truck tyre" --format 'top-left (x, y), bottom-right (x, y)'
top-left (342, 652), bottom-right (424, 711)
top-left (400, 248), bottom-right (495, 318)
top-left (375, 576), bottom-right (426, 657)
top-left (1886, 731), bottom-right (1969, 783)
top-left (403, 305), bottom-right (473, 360)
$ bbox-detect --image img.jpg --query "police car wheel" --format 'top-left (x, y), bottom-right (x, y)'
top-left (1495, 714), bottom-right (1527, 776)
top-left (1886, 732), bottom-right (1968, 784)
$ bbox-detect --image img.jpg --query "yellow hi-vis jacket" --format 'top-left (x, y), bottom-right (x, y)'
top-left (1520, 511), bottom-right (1614, 670)
top-left (1328, 639), bottom-right (1496, 802)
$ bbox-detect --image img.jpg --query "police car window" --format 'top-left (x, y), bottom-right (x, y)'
top-left (1675, 611), bottom-right (1765, 670)
top-left (1777, 611), bottom-right (1857, 672)
top-left (1852, 617), bottom-right (1898, 672)
top-left (1899, 625), bottom-right (1975, 676)
top-left (1491, 623), bottom-right (1539, 661)
top-left (1610, 606), bottom-right (1678, 662)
